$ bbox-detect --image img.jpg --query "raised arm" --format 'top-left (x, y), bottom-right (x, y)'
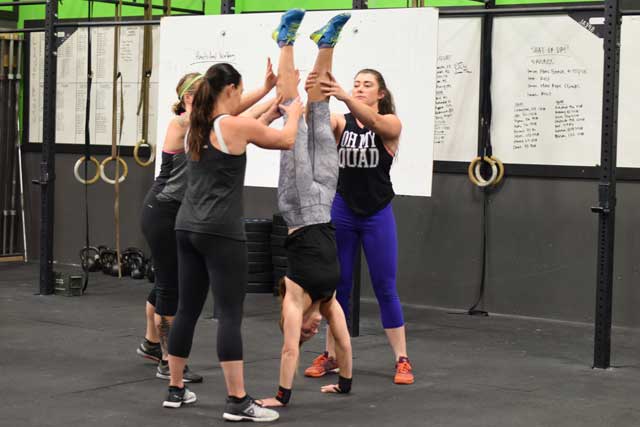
top-left (239, 98), bottom-right (277, 119)
top-left (320, 71), bottom-right (402, 141)
top-left (235, 58), bottom-right (277, 114)
top-left (236, 98), bottom-right (303, 150)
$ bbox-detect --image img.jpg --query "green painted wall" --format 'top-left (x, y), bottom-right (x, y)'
top-left (17, 0), bottom-right (601, 25)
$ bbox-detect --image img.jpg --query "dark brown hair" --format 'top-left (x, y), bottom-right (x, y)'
top-left (172, 73), bottom-right (201, 115)
top-left (356, 68), bottom-right (396, 115)
top-left (187, 63), bottom-right (241, 161)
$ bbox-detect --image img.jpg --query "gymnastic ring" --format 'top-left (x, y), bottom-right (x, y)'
top-left (100, 156), bottom-right (128, 184)
top-left (490, 156), bottom-right (505, 185)
top-left (73, 156), bottom-right (101, 185)
top-left (468, 156), bottom-right (483, 186)
top-left (473, 156), bottom-right (498, 187)
top-left (133, 139), bottom-right (155, 167)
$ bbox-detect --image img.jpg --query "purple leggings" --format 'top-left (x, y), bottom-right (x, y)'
top-left (331, 193), bottom-right (404, 329)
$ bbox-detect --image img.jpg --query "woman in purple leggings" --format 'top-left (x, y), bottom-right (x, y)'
top-left (303, 68), bottom-right (414, 385)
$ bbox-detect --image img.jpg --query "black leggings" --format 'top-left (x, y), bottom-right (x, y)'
top-left (168, 230), bottom-right (247, 362)
top-left (141, 192), bottom-right (180, 316)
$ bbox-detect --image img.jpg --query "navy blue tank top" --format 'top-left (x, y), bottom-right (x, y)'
top-left (336, 113), bottom-right (395, 216)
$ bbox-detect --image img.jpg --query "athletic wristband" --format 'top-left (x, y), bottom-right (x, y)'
top-left (338, 376), bottom-right (352, 393)
top-left (276, 385), bottom-right (291, 405)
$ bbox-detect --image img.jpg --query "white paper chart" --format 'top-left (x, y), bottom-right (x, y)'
top-left (433, 17), bottom-right (481, 162)
top-left (491, 15), bottom-right (604, 166)
top-left (617, 15), bottom-right (640, 168)
top-left (28, 25), bottom-right (160, 147)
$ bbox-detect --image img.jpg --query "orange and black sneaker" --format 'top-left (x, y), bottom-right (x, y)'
top-left (394, 356), bottom-right (414, 385)
top-left (304, 351), bottom-right (339, 377)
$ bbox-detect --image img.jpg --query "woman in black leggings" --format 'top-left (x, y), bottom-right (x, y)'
top-left (138, 72), bottom-right (203, 383)
top-left (164, 62), bottom-right (303, 423)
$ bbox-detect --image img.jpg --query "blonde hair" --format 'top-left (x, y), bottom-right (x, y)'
top-left (171, 73), bottom-right (202, 115)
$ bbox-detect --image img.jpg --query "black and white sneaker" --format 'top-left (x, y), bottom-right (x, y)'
top-left (223, 395), bottom-right (279, 422)
top-left (137, 339), bottom-right (162, 363)
top-left (156, 361), bottom-right (203, 383)
top-left (162, 386), bottom-right (197, 408)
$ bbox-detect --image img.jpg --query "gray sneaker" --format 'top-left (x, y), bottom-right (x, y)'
top-left (162, 386), bottom-right (197, 408)
top-left (156, 361), bottom-right (203, 383)
top-left (137, 339), bottom-right (162, 363)
top-left (223, 395), bottom-right (279, 422)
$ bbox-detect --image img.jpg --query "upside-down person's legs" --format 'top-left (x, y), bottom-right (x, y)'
top-left (276, 33), bottom-right (318, 223)
top-left (307, 49), bottom-right (333, 103)
top-left (307, 51), bottom-right (339, 199)
top-left (276, 45), bottom-right (299, 101)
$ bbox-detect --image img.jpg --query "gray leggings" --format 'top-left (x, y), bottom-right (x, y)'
top-left (278, 101), bottom-right (338, 227)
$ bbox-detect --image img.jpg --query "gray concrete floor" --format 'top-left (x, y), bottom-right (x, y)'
top-left (1, 262), bottom-right (639, 427)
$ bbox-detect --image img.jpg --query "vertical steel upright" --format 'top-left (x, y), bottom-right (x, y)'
top-left (39, 0), bottom-right (58, 295)
top-left (353, 0), bottom-right (367, 9)
top-left (592, 0), bottom-right (622, 369)
top-left (221, 0), bottom-right (234, 14)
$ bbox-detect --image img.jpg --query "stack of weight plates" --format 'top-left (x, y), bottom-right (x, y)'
top-left (271, 214), bottom-right (288, 295)
top-left (245, 218), bottom-right (274, 293)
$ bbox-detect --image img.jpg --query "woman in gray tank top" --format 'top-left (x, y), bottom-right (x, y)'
top-left (138, 72), bottom-right (203, 384)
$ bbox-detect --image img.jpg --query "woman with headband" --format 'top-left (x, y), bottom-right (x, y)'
top-left (137, 72), bottom-right (205, 384)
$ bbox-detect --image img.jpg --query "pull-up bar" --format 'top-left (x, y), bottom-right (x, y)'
top-left (0, 0), bottom-right (47, 6)
top-left (84, 0), bottom-right (204, 15)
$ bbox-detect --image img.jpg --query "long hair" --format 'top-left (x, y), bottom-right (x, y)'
top-left (172, 72), bottom-right (202, 115)
top-left (356, 68), bottom-right (396, 115)
top-left (187, 63), bottom-right (241, 161)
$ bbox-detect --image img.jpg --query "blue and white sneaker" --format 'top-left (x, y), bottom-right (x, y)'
top-left (310, 13), bottom-right (351, 48)
top-left (272, 8), bottom-right (305, 46)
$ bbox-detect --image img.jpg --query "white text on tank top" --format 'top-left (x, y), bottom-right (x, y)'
top-left (338, 129), bottom-right (379, 169)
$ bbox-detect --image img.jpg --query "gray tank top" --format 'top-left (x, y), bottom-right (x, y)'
top-left (154, 150), bottom-right (188, 203)
top-left (175, 115), bottom-right (247, 241)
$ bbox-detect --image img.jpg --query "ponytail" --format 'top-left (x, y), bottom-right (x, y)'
top-left (187, 63), bottom-right (241, 160)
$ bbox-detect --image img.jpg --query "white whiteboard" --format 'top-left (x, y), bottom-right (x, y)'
top-left (617, 16), bottom-right (640, 168)
top-left (433, 17), bottom-right (481, 162)
top-left (491, 15), bottom-right (604, 166)
top-left (28, 26), bottom-right (160, 147)
top-left (156, 8), bottom-right (439, 197)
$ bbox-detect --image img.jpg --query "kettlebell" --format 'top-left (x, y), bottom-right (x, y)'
top-left (99, 248), bottom-right (117, 276)
top-left (122, 248), bottom-right (146, 280)
top-left (80, 246), bottom-right (101, 272)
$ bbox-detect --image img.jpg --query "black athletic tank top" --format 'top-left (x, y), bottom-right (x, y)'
top-left (175, 116), bottom-right (247, 241)
top-left (151, 150), bottom-right (187, 203)
top-left (336, 113), bottom-right (395, 216)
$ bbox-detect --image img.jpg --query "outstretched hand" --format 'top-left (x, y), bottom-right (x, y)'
top-left (258, 397), bottom-right (284, 407)
top-left (264, 57), bottom-right (277, 91)
top-left (305, 71), bottom-right (319, 92)
top-left (279, 96), bottom-right (304, 118)
top-left (261, 95), bottom-right (283, 124)
top-left (319, 71), bottom-right (349, 101)
top-left (320, 383), bottom-right (343, 393)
